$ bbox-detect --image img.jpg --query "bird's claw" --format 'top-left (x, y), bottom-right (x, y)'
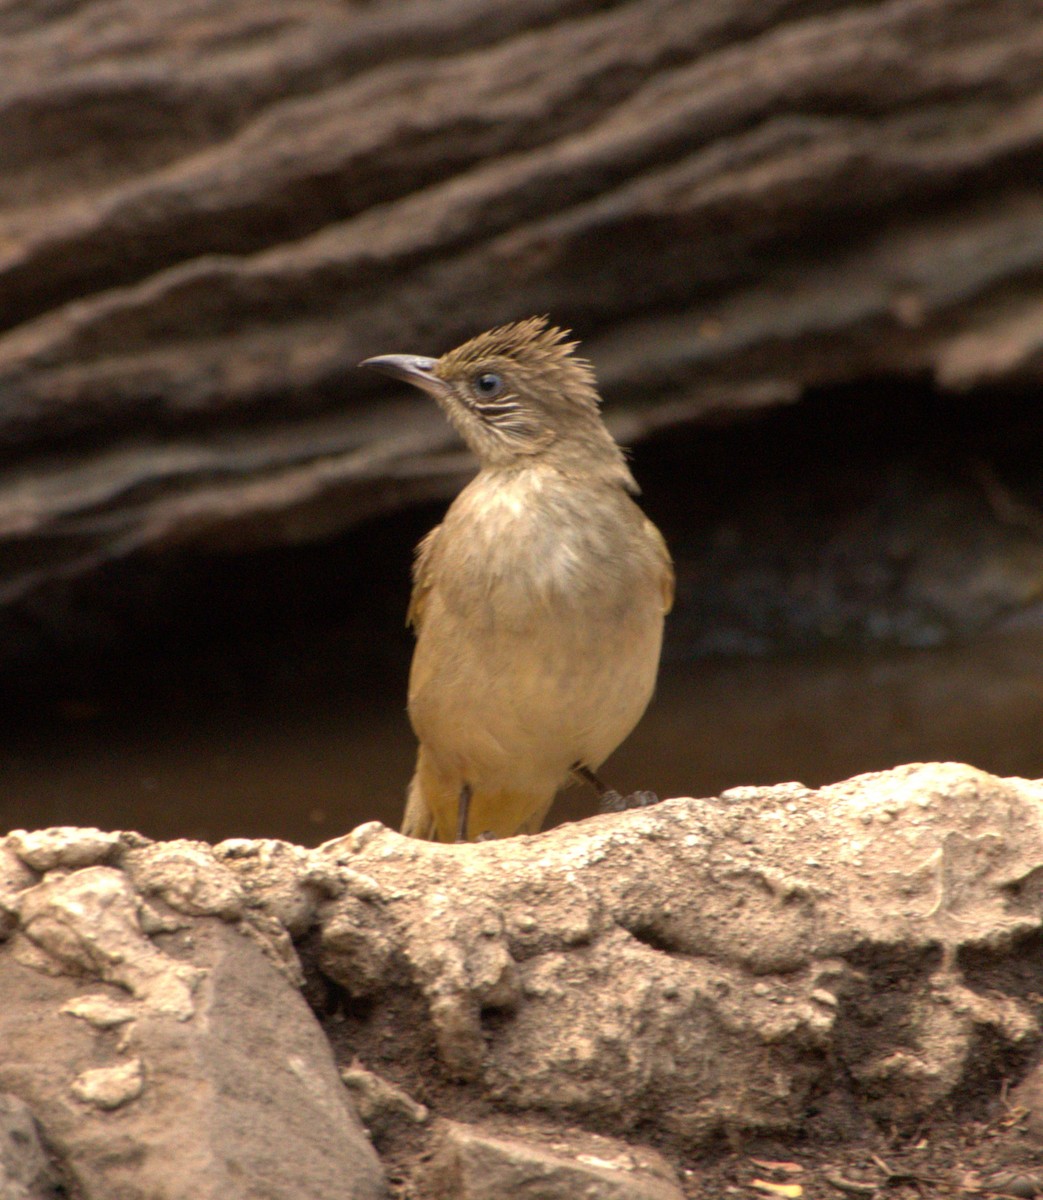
top-left (599, 789), bottom-right (661, 814)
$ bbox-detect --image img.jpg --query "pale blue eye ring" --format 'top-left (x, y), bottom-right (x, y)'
top-left (475, 372), bottom-right (503, 397)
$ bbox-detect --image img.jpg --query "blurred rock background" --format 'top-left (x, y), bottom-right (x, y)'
top-left (2, 0), bottom-right (1043, 843)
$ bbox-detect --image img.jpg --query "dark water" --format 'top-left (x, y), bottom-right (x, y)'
top-left (4, 381), bottom-right (1043, 846)
top-left (3, 628), bottom-right (1041, 846)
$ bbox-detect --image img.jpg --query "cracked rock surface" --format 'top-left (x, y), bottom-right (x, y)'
top-left (3, 763), bottom-right (1043, 1197)
top-left (0, 830), bottom-right (384, 1200)
top-left (416, 1121), bottom-right (687, 1200)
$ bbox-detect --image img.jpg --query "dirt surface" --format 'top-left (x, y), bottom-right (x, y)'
top-left (326, 970), bottom-right (1043, 1200)
top-left (321, 955), bottom-right (1043, 1200)
top-left (675, 1110), bottom-right (1043, 1200)
top-left (333, 1050), bottom-right (1043, 1200)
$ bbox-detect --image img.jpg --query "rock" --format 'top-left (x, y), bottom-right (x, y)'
top-left (14, 866), bottom-right (202, 1020)
top-left (4, 763), bottom-right (1043, 1190)
top-left (122, 840), bottom-right (246, 921)
top-left (0, 869), bottom-right (385, 1199)
top-left (60, 993), bottom-right (137, 1029)
top-left (69, 1059), bottom-right (144, 1112)
top-left (0, 853), bottom-right (35, 942)
top-left (340, 1065), bottom-right (428, 1142)
top-left (415, 1121), bottom-right (685, 1200)
top-left (0, 1093), bottom-right (61, 1200)
top-left (124, 838), bottom-right (307, 985)
top-left (316, 763), bottom-right (1043, 1145)
top-left (213, 837), bottom-right (336, 936)
top-left (5, 828), bottom-right (121, 873)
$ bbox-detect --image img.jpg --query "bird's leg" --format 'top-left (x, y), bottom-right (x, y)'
top-left (571, 763), bottom-right (661, 815)
top-left (572, 764), bottom-right (610, 795)
top-left (456, 782), bottom-right (473, 843)
top-left (456, 782), bottom-right (496, 842)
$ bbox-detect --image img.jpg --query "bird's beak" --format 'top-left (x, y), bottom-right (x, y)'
top-left (358, 354), bottom-right (449, 397)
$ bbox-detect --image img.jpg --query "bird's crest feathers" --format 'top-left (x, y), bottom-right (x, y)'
top-left (438, 317), bottom-right (597, 397)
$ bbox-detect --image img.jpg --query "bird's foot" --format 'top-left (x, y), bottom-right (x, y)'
top-left (598, 789), bottom-right (661, 814)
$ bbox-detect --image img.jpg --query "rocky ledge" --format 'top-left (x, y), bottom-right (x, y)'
top-left (3, 762), bottom-right (1043, 1199)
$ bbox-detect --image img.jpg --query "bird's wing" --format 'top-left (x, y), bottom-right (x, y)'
top-left (407, 524), bottom-right (442, 631)
top-left (645, 518), bottom-right (675, 614)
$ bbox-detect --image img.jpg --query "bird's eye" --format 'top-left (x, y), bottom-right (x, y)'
top-left (474, 372), bottom-right (504, 398)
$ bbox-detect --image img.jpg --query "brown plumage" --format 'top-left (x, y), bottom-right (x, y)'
top-left (361, 318), bottom-right (673, 842)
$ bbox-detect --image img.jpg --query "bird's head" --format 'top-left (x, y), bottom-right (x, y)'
top-left (361, 317), bottom-right (632, 482)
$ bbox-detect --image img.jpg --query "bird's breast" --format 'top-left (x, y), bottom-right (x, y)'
top-left (406, 470), bottom-right (667, 784)
top-left (435, 473), bottom-right (656, 629)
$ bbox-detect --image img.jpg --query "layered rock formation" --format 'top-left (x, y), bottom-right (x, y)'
top-left (2, 0), bottom-right (1043, 610)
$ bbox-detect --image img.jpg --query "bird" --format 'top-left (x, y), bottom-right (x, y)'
top-left (360, 317), bottom-right (673, 843)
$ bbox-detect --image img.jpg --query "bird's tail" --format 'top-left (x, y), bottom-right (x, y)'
top-left (401, 747), bottom-right (556, 842)
top-left (400, 765), bottom-right (441, 840)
